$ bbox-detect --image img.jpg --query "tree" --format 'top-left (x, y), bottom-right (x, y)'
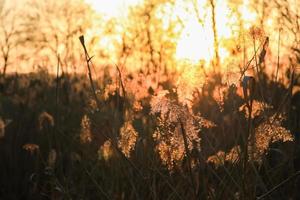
top-left (272, 0), bottom-right (300, 49)
top-left (24, 0), bottom-right (98, 73)
top-left (209, 0), bottom-right (220, 71)
top-left (117, 0), bottom-right (182, 74)
top-left (0, 0), bottom-right (24, 76)
top-left (189, 0), bottom-right (221, 72)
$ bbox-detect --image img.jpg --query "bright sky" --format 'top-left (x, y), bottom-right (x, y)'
top-left (85, 0), bottom-right (257, 63)
top-left (85, 0), bottom-right (140, 17)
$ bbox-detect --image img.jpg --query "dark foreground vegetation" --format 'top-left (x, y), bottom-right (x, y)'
top-left (0, 67), bottom-right (299, 199)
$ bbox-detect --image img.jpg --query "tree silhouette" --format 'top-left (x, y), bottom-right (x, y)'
top-left (23, 0), bottom-right (98, 73)
top-left (0, 1), bottom-right (24, 76)
top-left (119, 0), bottom-right (182, 74)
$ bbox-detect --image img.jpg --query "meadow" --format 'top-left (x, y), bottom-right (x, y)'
top-left (0, 0), bottom-right (300, 199)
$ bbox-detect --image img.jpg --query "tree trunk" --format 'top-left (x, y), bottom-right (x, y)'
top-left (209, 0), bottom-right (220, 72)
top-left (2, 56), bottom-right (8, 77)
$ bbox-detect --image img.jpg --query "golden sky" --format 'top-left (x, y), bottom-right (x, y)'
top-left (86, 0), bottom-right (257, 63)
top-left (85, 0), bottom-right (141, 17)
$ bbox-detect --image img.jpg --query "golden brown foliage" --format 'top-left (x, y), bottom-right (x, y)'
top-left (151, 90), bottom-right (214, 169)
top-left (251, 114), bottom-right (294, 162)
top-left (239, 100), bottom-right (272, 118)
top-left (98, 140), bottom-right (113, 161)
top-left (38, 112), bottom-right (54, 130)
top-left (80, 115), bottom-right (93, 143)
top-left (23, 143), bottom-right (39, 155)
top-left (118, 121), bottom-right (138, 158)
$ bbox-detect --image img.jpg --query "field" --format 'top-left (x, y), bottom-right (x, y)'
top-left (1, 0), bottom-right (300, 199)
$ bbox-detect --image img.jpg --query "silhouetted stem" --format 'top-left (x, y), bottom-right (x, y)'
top-left (79, 35), bottom-right (101, 110)
top-left (179, 119), bottom-right (197, 198)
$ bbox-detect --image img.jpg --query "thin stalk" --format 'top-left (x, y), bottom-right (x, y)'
top-left (242, 101), bottom-right (253, 200)
top-left (84, 167), bottom-right (111, 199)
top-left (53, 54), bottom-right (60, 148)
top-left (179, 119), bottom-right (197, 198)
top-left (257, 171), bottom-right (300, 200)
top-left (275, 28), bottom-right (281, 82)
top-left (79, 35), bottom-right (101, 109)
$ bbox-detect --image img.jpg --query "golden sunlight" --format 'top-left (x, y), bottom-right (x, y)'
top-left (1, 0), bottom-right (300, 198)
top-left (85, 0), bottom-right (140, 17)
top-left (86, 0), bottom-right (257, 64)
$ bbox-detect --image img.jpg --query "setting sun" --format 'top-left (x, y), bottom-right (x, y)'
top-left (85, 0), bottom-right (259, 64)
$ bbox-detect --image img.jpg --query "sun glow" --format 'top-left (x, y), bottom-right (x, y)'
top-left (85, 0), bottom-right (141, 17)
top-left (86, 0), bottom-right (257, 64)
